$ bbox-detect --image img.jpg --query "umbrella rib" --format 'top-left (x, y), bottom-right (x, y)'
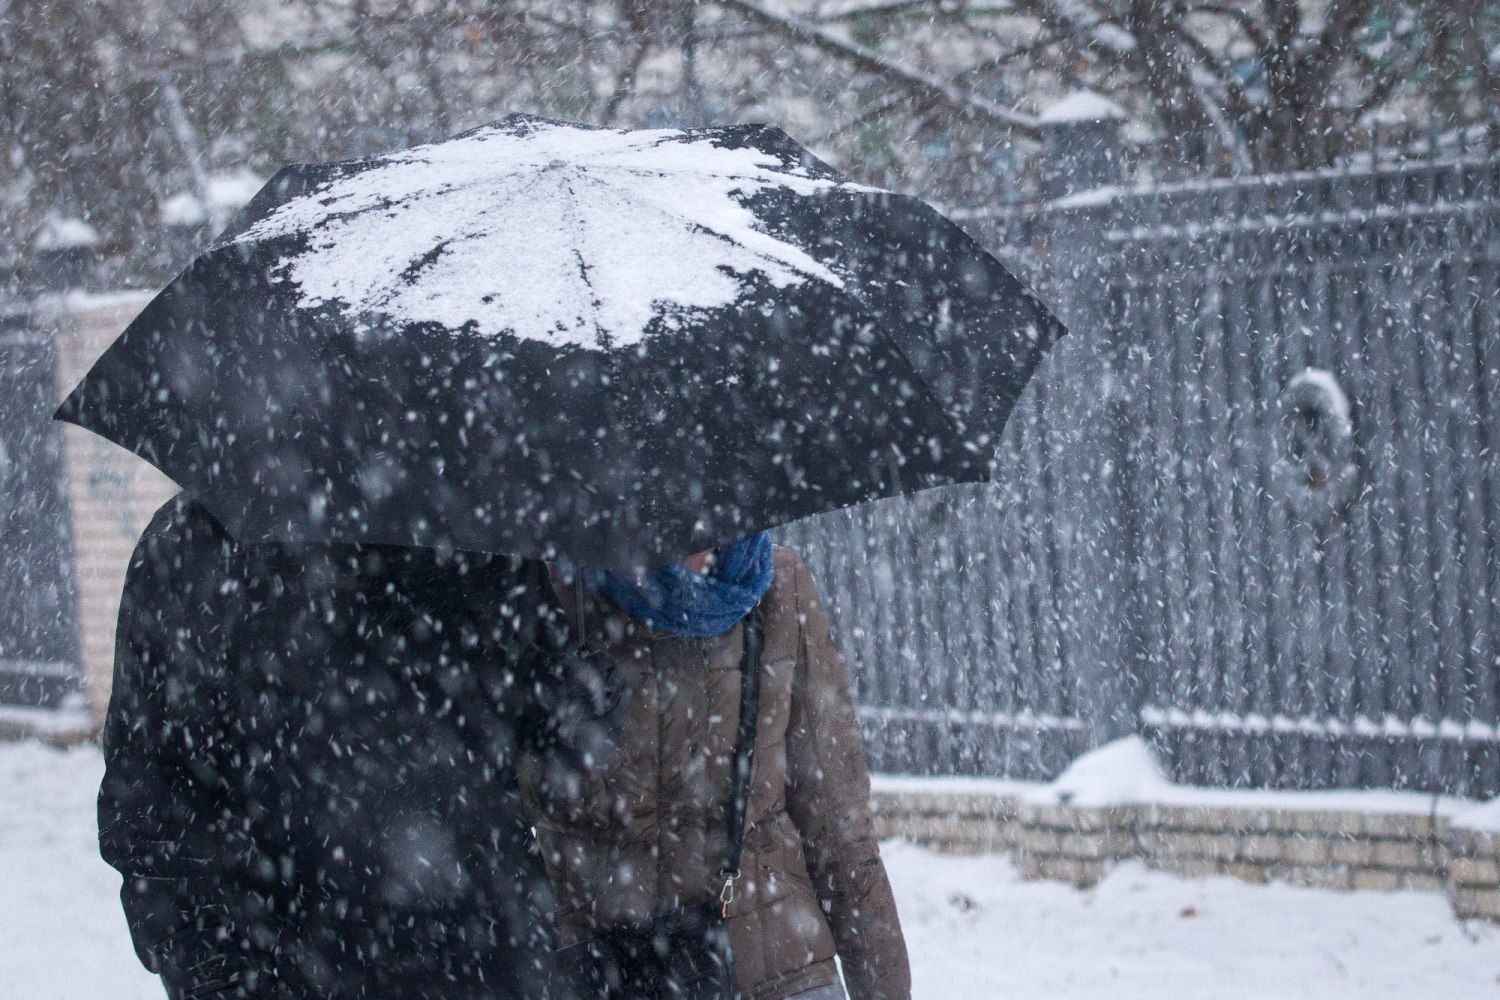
top-left (349, 170), bottom-right (561, 317)
top-left (568, 169), bottom-right (832, 282)
top-left (587, 163), bottom-right (820, 187)
top-left (558, 176), bottom-right (612, 347)
top-left (568, 166), bottom-right (962, 458)
top-left (267, 163), bottom-right (559, 237)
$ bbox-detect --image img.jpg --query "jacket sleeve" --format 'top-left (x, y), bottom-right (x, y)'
top-left (783, 553), bottom-right (911, 1000)
top-left (98, 498), bottom-right (271, 998)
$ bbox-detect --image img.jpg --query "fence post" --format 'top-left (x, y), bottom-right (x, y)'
top-left (1035, 94), bottom-right (1141, 751)
top-left (0, 300), bottom-right (84, 716)
top-left (1038, 91), bottom-right (1128, 201)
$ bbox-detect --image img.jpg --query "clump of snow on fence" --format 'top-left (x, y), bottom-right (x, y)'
top-left (1285, 366), bottom-right (1352, 431)
top-left (1037, 89), bottom-right (1126, 124)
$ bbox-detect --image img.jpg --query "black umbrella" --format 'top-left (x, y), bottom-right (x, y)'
top-left (57, 114), bottom-right (1062, 573)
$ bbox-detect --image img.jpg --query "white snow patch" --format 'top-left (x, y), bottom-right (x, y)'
top-left (161, 169), bottom-right (265, 226)
top-left (1023, 734), bottom-right (1172, 807)
top-left (36, 215), bottom-right (99, 250)
top-left (0, 742), bottom-right (161, 999)
top-left (238, 118), bottom-right (872, 350)
top-left (886, 843), bottom-right (1500, 1000)
top-left (4, 740), bottom-right (1496, 999)
top-left (859, 703), bottom-right (1086, 732)
top-left (1453, 798), bottom-right (1500, 834)
top-left (1142, 703), bottom-right (1500, 744)
top-left (43, 288), bottom-right (157, 315)
top-left (0, 703), bottom-right (91, 738)
top-left (207, 169), bottom-right (266, 209)
top-left (920, 736), bottom-right (1476, 816)
top-left (1038, 90), bottom-right (1126, 124)
top-left (1049, 184), bottom-right (1127, 210)
top-left (161, 193), bottom-right (206, 226)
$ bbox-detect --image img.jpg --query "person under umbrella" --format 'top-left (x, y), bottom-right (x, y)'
top-left (523, 535), bottom-right (908, 1000)
top-left (100, 497), bottom-right (585, 999)
top-left (63, 115), bottom-right (1062, 998)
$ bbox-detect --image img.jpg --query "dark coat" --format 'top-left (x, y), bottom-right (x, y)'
top-left (98, 496), bottom-right (568, 999)
top-left (520, 548), bottom-right (910, 1000)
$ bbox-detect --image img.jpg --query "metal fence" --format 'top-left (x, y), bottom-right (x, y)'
top-left (782, 124), bottom-right (1500, 797)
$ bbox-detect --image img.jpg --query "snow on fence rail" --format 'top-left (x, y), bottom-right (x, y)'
top-left (857, 705), bottom-right (1089, 732)
top-left (1139, 706), bottom-right (1500, 744)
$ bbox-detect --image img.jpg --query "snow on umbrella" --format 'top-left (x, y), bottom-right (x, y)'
top-left (56, 114), bottom-right (1063, 572)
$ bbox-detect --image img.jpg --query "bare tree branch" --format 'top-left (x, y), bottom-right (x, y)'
top-left (1261, 0), bottom-right (1302, 107)
top-left (713, 0), bottom-right (1040, 133)
top-left (601, 35), bottom-right (653, 123)
top-left (812, 0), bottom-right (951, 21)
top-left (1164, 20), bottom-right (1255, 130)
top-left (1189, 2), bottom-right (1269, 52)
top-left (1178, 63), bottom-right (1255, 172)
top-left (1009, 0), bottom-right (1135, 57)
top-left (1292, 0), bottom-right (1378, 108)
top-left (807, 33), bottom-right (1055, 144)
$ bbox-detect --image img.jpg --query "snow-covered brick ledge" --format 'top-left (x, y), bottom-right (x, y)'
top-left (0, 705), bottom-right (93, 748)
top-left (871, 738), bottom-right (1500, 922)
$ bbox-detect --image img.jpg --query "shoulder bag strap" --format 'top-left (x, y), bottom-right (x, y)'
top-left (719, 604), bottom-right (763, 917)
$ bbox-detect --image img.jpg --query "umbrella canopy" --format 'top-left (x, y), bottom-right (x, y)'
top-left (57, 114), bottom-right (1063, 573)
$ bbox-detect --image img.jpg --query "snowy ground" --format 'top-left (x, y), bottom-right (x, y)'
top-left (3, 742), bottom-right (1496, 1000)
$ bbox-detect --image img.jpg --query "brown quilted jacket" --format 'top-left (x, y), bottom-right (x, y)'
top-left (520, 547), bottom-right (910, 1000)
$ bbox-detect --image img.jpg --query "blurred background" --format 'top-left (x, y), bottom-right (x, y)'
top-left (2, 3), bottom-right (1499, 996)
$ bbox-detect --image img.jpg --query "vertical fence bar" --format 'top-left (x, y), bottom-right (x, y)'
top-left (0, 309), bottom-right (84, 712)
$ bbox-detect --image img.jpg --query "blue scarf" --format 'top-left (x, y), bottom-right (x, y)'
top-left (585, 533), bottom-right (773, 637)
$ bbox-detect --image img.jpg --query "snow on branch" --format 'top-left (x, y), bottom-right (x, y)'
top-left (809, 36), bottom-right (1061, 144)
top-left (715, 0), bottom-right (1040, 134)
top-left (811, 0), bottom-right (951, 20)
top-left (1009, 0), bottom-right (1136, 57)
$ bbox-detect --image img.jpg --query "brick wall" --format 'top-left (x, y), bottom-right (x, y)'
top-left (872, 785), bottom-right (1500, 922)
top-left (44, 293), bottom-right (178, 726)
top-left (1449, 826), bottom-right (1500, 921)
